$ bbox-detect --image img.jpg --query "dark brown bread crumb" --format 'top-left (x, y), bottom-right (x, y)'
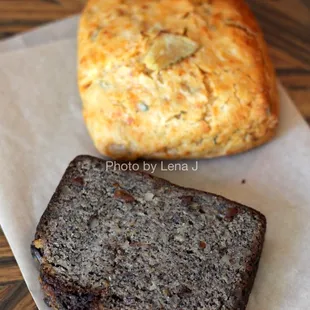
top-left (32, 155), bottom-right (266, 310)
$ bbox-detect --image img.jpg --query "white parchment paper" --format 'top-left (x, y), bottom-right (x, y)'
top-left (0, 15), bottom-right (78, 53)
top-left (0, 25), bottom-right (309, 310)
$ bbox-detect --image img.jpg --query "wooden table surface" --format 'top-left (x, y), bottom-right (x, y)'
top-left (0, 0), bottom-right (309, 309)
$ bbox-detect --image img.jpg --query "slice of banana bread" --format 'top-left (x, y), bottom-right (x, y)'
top-left (31, 155), bottom-right (266, 310)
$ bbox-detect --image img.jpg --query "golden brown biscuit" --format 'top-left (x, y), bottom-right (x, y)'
top-left (78, 0), bottom-right (278, 160)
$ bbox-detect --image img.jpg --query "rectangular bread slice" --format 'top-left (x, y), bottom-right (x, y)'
top-left (31, 155), bottom-right (266, 310)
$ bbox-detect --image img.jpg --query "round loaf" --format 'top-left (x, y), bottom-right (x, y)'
top-left (78, 0), bottom-right (279, 160)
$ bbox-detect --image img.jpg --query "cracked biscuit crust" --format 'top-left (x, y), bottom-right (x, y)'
top-left (78, 0), bottom-right (279, 160)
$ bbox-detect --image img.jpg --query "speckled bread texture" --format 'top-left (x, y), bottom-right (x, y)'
top-left (78, 0), bottom-right (278, 160)
top-left (32, 155), bottom-right (266, 310)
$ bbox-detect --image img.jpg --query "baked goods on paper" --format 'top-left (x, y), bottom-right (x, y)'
top-left (78, 0), bottom-right (278, 160)
top-left (31, 155), bottom-right (266, 310)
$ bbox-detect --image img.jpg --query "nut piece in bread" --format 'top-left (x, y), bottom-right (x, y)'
top-left (78, 0), bottom-right (278, 160)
